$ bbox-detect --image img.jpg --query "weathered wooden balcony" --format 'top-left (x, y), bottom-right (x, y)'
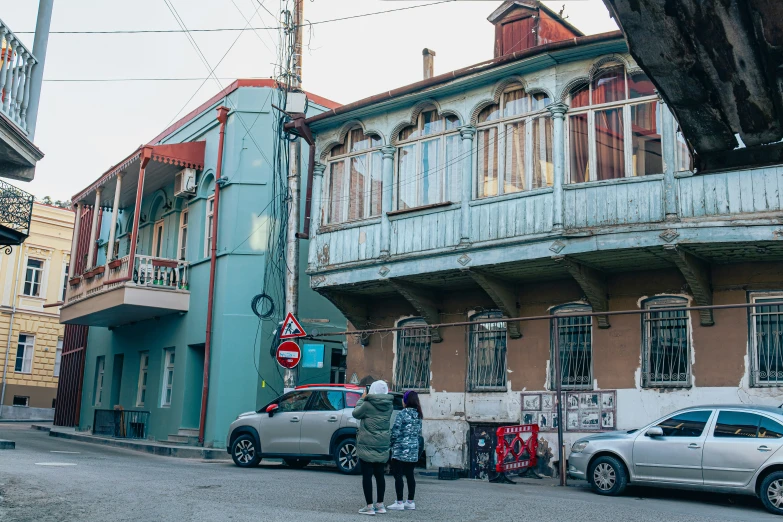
top-left (61, 255), bottom-right (190, 327)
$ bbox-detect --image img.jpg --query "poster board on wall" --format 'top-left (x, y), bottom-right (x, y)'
top-left (521, 390), bottom-right (616, 432)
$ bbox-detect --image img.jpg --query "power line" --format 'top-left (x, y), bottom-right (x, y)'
top-left (15, 0), bottom-right (457, 35)
top-left (43, 77), bottom-right (270, 82)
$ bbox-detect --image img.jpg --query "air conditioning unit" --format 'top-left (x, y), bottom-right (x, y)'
top-left (174, 168), bottom-right (197, 198)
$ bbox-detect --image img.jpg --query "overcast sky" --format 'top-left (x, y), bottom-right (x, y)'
top-left (2, 0), bottom-right (617, 201)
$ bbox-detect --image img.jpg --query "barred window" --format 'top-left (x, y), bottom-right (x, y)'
top-left (394, 318), bottom-right (431, 391)
top-left (750, 293), bottom-right (783, 387)
top-left (641, 296), bottom-right (691, 388)
top-left (551, 304), bottom-right (592, 390)
top-left (468, 311), bottom-right (507, 391)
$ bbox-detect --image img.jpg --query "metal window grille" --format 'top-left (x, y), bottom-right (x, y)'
top-left (551, 305), bottom-right (592, 390)
top-left (642, 298), bottom-right (691, 387)
top-left (751, 296), bottom-right (783, 387)
top-left (468, 311), bottom-right (507, 391)
top-left (394, 319), bottom-right (431, 391)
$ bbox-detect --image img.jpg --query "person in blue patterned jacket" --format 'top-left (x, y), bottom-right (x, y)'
top-left (387, 390), bottom-right (423, 511)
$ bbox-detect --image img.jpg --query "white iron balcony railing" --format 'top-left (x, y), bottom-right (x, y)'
top-left (66, 255), bottom-right (190, 305)
top-left (0, 18), bottom-right (37, 134)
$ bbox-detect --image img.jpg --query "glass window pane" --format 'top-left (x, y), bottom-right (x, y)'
top-left (504, 121), bottom-right (526, 193)
top-left (631, 101), bottom-right (663, 176)
top-left (421, 110), bottom-right (442, 136)
top-left (350, 128), bottom-right (373, 152)
top-left (569, 113), bottom-right (589, 183)
top-left (657, 410), bottom-right (712, 437)
top-left (328, 161), bottom-right (345, 223)
top-left (349, 156), bottom-right (367, 220)
top-left (277, 391), bottom-right (311, 412)
top-left (308, 390), bottom-right (345, 411)
top-left (629, 72), bottom-right (655, 99)
top-left (395, 318), bottom-right (432, 390)
top-left (468, 312), bottom-right (507, 390)
top-left (532, 92), bottom-right (551, 111)
top-left (714, 411), bottom-right (760, 438)
top-left (444, 134), bottom-right (461, 203)
top-left (759, 417), bottom-right (783, 439)
top-left (478, 104), bottom-right (500, 123)
top-left (445, 114), bottom-right (461, 130)
top-left (592, 65), bottom-right (626, 104)
top-left (595, 107), bottom-right (625, 180)
top-left (753, 299), bottom-right (783, 385)
top-left (421, 138), bottom-right (441, 205)
top-left (676, 128), bottom-right (693, 172)
top-left (331, 142), bottom-right (346, 157)
top-left (569, 84), bottom-right (589, 109)
top-left (554, 312), bottom-right (593, 389)
top-left (503, 88), bottom-right (528, 118)
top-left (369, 152), bottom-right (382, 217)
top-left (399, 125), bottom-right (418, 142)
top-left (346, 392), bottom-right (361, 407)
top-left (533, 117), bottom-right (554, 188)
top-left (477, 127), bottom-right (499, 198)
top-left (397, 144), bottom-right (417, 210)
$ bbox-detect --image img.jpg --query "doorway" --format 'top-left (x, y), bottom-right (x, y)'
top-left (109, 354), bottom-right (124, 408)
top-left (152, 219), bottom-right (165, 258)
top-left (181, 344), bottom-right (205, 429)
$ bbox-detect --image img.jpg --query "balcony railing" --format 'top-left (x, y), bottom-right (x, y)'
top-left (0, 177), bottom-right (33, 247)
top-left (67, 255), bottom-right (190, 305)
top-left (0, 18), bottom-right (38, 134)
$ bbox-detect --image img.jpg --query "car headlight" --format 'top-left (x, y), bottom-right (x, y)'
top-left (571, 441), bottom-right (589, 453)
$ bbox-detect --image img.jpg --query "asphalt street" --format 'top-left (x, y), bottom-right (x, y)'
top-left (0, 423), bottom-right (779, 522)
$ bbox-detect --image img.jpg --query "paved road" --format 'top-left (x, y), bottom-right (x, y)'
top-left (0, 424), bottom-right (778, 522)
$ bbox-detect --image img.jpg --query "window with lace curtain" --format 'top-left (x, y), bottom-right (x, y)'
top-left (396, 108), bottom-right (462, 210)
top-left (325, 128), bottom-right (383, 224)
top-left (567, 64), bottom-right (672, 183)
top-left (475, 85), bottom-right (553, 199)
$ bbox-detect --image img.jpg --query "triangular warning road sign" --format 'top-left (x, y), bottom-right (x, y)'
top-left (280, 312), bottom-right (307, 339)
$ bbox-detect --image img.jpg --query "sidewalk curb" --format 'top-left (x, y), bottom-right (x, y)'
top-left (0, 439), bottom-right (15, 449)
top-left (32, 424), bottom-right (230, 461)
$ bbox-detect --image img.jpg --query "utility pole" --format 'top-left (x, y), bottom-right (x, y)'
top-left (283, 0), bottom-right (304, 391)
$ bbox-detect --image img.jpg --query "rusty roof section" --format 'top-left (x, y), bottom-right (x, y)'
top-left (302, 31), bottom-right (623, 127)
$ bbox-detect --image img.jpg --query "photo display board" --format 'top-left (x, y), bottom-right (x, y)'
top-left (521, 390), bottom-right (617, 432)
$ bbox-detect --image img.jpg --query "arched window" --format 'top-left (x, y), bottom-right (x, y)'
top-left (641, 296), bottom-right (690, 388)
top-left (475, 85), bottom-right (552, 199)
top-left (467, 310), bottom-right (507, 391)
top-left (394, 318), bottom-right (431, 391)
top-left (396, 107), bottom-right (461, 210)
top-left (550, 303), bottom-right (592, 390)
top-left (567, 64), bottom-right (663, 183)
top-left (325, 128), bottom-right (382, 224)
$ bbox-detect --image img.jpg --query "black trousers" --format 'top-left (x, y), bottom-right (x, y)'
top-left (391, 459), bottom-right (416, 501)
top-left (360, 459), bottom-right (386, 504)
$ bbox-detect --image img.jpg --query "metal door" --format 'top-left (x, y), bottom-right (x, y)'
top-left (703, 410), bottom-right (783, 487)
top-left (258, 390), bottom-right (311, 454)
top-left (300, 390), bottom-right (345, 455)
top-left (633, 409), bottom-right (714, 484)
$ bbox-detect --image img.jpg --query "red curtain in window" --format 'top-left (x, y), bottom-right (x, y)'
top-left (569, 114), bottom-right (589, 183)
top-left (595, 108), bottom-right (625, 180)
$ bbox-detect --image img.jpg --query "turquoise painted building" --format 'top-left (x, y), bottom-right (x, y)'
top-left (55, 81), bottom-right (347, 447)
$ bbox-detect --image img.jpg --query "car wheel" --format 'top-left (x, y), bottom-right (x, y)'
top-left (588, 455), bottom-right (628, 496)
top-left (231, 434), bottom-right (261, 468)
top-left (760, 471), bottom-right (783, 515)
top-left (284, 458), bottom-right (311, 469)
top-left (334, 438), bottom-right (360, 475)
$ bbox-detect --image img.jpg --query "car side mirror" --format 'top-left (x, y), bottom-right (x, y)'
top-left (646, 426), bottom-right (664, 438)
top-left (266, 404), bottom-right (279, 417)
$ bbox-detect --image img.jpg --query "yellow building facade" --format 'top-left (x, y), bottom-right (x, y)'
top-left (0, 203), bottom-right (73, 414)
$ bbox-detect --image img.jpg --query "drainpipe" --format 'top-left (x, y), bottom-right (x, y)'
top-left (199, 105), bottom-right (229, 446)
top-left (0, 248), bottom-right (25, 415)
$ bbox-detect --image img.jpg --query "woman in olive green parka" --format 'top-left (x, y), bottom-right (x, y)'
top-left (352, 380), bottom-right (393, 515)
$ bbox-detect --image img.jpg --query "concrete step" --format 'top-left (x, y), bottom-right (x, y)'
top-left (177, 428), bottom-right (199, 437)
top-left (0, 439), bottom-right (15, 449)
top-left (166, 434), bottom-right (200, 446)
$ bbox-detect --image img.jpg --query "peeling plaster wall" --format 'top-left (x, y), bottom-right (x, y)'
top-left (345, 262), bottom-right (783, 472)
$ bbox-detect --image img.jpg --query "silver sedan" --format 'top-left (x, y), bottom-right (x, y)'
top-left (568, 405), bottom-right (783, 515)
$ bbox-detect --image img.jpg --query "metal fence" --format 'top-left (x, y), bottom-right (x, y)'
top-left (394, 319), bottom-right (431, 391)
top-left (467, 311), bottom-right (507, 391)
top-left (93, 409), bottom-right (150, 439)
top-left (642, 299), bottom-right (691, 387)
top-left (0, 178), bottom-right (34, 246)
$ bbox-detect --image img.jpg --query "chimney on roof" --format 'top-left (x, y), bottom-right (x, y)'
top-left (422, 48), bottom-right (436, 80)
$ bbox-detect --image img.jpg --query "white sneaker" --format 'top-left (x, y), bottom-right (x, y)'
top-left (387, 502), bottom-right (405, 511)
top-left (358, 505), bottom-right (375, 516)
top-left (374, 503), bottom-right (387, 514)
top-left (404, 501), bottom-right (416, 510)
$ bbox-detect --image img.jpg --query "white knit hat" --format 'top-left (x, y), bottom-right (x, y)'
top-left (368, 380), bottom-right (389, 395)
